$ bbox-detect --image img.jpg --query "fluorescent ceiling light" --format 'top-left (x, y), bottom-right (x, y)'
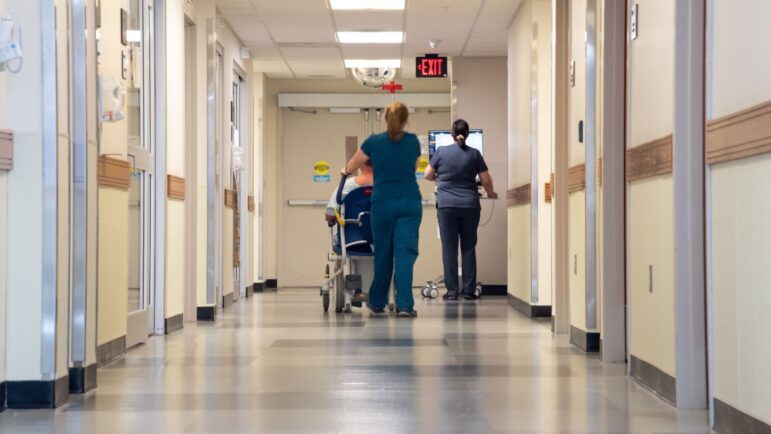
top-left (337, 31), bottom-right (403, 44)
top-left (330, 0), bottom-right (405, 10)
top-left (344, 59), bottom-right (401, 68)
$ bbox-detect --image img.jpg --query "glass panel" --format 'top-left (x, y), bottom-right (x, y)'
top-left (128, 167), bottom-right (144, 312)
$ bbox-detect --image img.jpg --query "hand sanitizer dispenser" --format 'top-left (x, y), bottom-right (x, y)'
top-left (0, 11), bottom-right (23, 72)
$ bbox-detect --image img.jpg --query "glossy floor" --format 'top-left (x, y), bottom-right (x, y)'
top-left (0, 289), bottom-right (712, 433)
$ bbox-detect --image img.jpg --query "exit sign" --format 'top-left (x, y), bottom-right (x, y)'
top-left (416, 54), bottom-right (447, 78)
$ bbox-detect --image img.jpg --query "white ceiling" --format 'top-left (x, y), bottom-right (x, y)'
top-left (214, 0), bottom-right (524, 79)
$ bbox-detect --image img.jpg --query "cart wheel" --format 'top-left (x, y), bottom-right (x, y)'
top-left (335, 277), bottom-right (345, 313)
top-left (475, 285), bottom-right (483, 298)
top-left (322, 293), bottom-right (330, 312)
top-left (421, 287), bottom-right (430, 298)
top-left (388, 303), bottom-right (395, 312)
top-left (429, 288), bottom-right (439, 299)
top-left (344, 303), bottom-right (352, 314)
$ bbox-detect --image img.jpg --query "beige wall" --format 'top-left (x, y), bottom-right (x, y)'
top-left (506, 0), bottom-right (553, 306)
top-left (452, 57), bottom-right (508, 286)
top-left (505, 0), bottom-right (532, 310)
top-left (508, 1), bottom-right (531, 189)
top-left (627, 0), bottom-right (676, 375)
top-left (165, 0), bottom-right (187, 318)
top-left (568, 191), bottom-right (586, 330)
top-left (629, 177), bottom-right (675, 376)
top-left (534, 0), bottom-right (552, 307)
top-left (709, 0), bottom-right (771, 424)
top-left (567, 0), bottom-right (586, 332)
top-left (0, 172), bottom-right (7, 383)
top-left (507, 206), bottom-right (530, 302)
top-left (96, 0), bottom-right (130, 345)
top-left (711, 155), bottom-right (771, 423)
top-left (98, 189), bottom-right (129, 345)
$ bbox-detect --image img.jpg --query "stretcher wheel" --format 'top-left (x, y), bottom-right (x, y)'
top-left (322, 293), bottom-right (330, 312)
top-left (429, 288), bottom-right (439, 299)
top-left (344, 303), bottom-right (352, 314)
top-left (335, 277), bottom-right (345, 313)
top-left (421, 287), bottom-right (430, 298)
top-left (475, 284), bottom-right (483, 298)
top-left (388, 303), bottom-right (395, 312)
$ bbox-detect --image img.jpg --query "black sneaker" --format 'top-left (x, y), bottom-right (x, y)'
top-left (442, 292), bottom-right (458, 301)
top-left (463, 293), bottom-right (480, 301)
top-left (397, 309), bottom-right (418, 318)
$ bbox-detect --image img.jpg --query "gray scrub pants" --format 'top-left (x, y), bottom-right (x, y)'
top-left (437, 207), bottom-right (481, 296)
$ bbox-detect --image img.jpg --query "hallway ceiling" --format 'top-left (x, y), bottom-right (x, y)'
top-left (215, 0), bottom-right (523, 78)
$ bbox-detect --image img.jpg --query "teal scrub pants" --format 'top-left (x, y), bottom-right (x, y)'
top-left (368, 196), bottom-right (422, 311)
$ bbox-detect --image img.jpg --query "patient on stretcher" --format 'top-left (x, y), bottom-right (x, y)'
top-left (324, 161), bottom-right (373, 304)
top-left (325, 160), bottom-right (373, 223)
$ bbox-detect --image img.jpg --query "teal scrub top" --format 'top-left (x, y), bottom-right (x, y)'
top-left (360, 132), bottom-right (422, 203)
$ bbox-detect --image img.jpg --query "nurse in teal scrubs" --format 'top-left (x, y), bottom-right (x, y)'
top-left (341, 102), bottom-right (422, 317)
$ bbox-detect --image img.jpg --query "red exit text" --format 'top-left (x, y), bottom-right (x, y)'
top-left (416, 55), bottom-right (448, 78)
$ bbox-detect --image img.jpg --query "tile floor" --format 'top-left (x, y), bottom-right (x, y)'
top-left (0, 289), bottom-right (712, 433)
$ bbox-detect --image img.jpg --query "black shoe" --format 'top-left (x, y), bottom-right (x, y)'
top-left (442, 293), bottom-right (458, 301)
top-left (463, 293), bottom-right (480, 300)
top-left (352, 291), bottom-right (367, 303)
top-left (397, 309), bottom-right (418, 318)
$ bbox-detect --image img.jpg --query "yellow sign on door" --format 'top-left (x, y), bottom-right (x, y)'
top-left (314, 160), bottom-right (330, 175)
top-left (416, 156), bottom-right (429, 179)
top-left (314, 160), bottom-right (331, 182)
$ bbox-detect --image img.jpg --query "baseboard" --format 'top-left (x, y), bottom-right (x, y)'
top-left (197, 306), bottom-right (216, 321)
top-left (164, 313), bottom-right (184, 334)
top-left (570, 325), bottom-right (601, 353)
top-left (630, 354), bottom-right (677, 405)
top-left (6, 376), bottom-right (70, 409)
top-left (69, 364), bottom-right (97, 394)
top-left (266, 278), bottom-right (278, 289)
top-left (97, 335), bottom-right (126, 366)
top-left (714, 398), bottom-right (771, 434)
top-left (0, 381), bottom-right (5, 412)
top-left (481, 285), bottom-right (507, 296)
top-left (222, 292), bottom-right (234, 309)
top-left (253, 281), bottom-right (265, 293)
top-left (507, 294), bottom-right (552, 318)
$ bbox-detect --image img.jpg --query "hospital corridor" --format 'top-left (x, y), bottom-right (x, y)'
top-left (0, 0), bottom-right (769, 433)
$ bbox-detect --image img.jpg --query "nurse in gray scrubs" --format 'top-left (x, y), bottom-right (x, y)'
top-left (424, 119), bottom-right (498, 300)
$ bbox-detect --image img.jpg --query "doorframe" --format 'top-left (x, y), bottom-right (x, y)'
top-left (152, 0), bottom-right (167, 335)
top-left (183, 14), bottom-right (197, 322)
top-left (232, 64), bottom-right (249, 299)
top-left (599, 0), bottom-right (628, 363)
top-left (552, 0), bottom-right (571, 334)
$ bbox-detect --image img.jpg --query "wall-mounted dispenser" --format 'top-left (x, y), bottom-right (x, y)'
top-left (0, 10), bottom-right (23, 73)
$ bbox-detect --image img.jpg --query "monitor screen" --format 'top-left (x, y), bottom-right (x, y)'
top-left (428, 129), bottom-right (484, 160)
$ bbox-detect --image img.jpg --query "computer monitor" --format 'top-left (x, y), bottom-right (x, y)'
top-left (428, 129), bottom-right (484, 160)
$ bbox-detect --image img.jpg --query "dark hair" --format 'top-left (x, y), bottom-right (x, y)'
top-left (453, 119), bottom-right (470, 149)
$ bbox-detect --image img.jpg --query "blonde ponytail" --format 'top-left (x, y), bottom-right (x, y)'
top-left (385, 102), bottom-right (409, 140)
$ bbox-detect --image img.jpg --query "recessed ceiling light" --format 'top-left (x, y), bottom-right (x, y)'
top-left (330, 0), bottom-right (405, 10)
top-left (344, 59), bottom-right (401, 68)
top-left (337, 31), bottom-right (404, 44)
